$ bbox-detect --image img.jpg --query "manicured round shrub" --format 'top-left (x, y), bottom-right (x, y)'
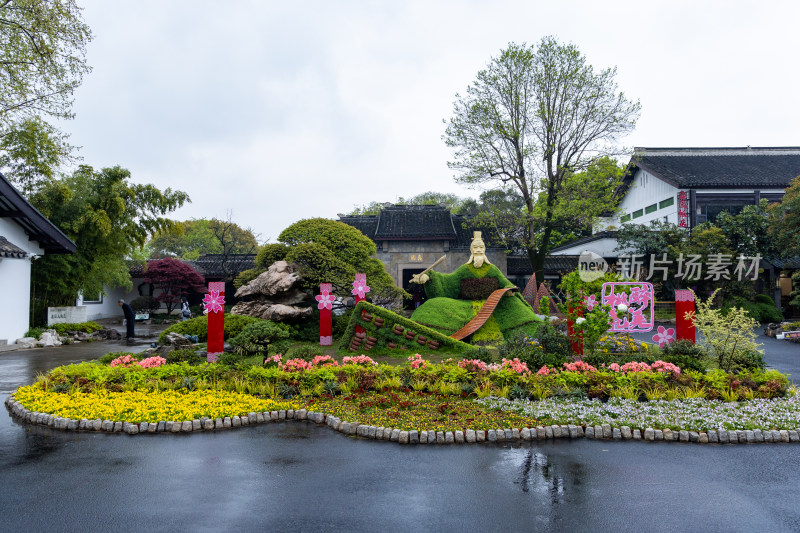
top-left (229, 320), bottom-right (292, 356)
top-left (166, 348), bottom-right (206, 365)
top-left (255, 243), bottom-right (290, 268)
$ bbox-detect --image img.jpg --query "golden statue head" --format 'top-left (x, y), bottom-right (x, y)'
top-left (469, 231), bottom-right (491, 268)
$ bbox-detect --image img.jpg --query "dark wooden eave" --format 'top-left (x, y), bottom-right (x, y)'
top-left (0, 172), bottom-right (76, 254)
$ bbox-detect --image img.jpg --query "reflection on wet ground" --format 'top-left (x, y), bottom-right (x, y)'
top-left (2, 338), bottom-right (800, 530)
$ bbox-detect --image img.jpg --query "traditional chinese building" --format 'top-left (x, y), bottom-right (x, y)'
top-left (0, 172), bottom-right (76, 346)
top-left (551, 146), bottom-right (800, 256)
top-left (339, 204), bottom-right (508, 294)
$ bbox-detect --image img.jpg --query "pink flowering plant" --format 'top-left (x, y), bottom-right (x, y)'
top-left (282, 358), bottom-right (312, 372)
top-left (342, 355), bottom-right (378, 367)
top-left (110, 354), bottom-right (139, 368)
top-left (407, 353), bottom-right (430, 370)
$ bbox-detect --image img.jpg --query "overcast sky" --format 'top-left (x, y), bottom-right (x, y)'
top-left (62, 0), bottom-right (800, 242)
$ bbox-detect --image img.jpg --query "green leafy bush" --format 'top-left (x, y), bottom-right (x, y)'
top-left (24, 327), bottom-right (45, 339)
top-left (498, 329), bottom-right (569, 370)
top-left (129, 295), bottom-right (160, 314)
top-left (96, 351), bottom-right (138, 365)
top-left (229, 320), bottom-right (292, 356)
top-left (726, 297), bottom-right (783, 323)
top-left (658, 340), bottom-right (709, 373)
top-left (255, 243), bottom-right (290, 268)
top-left (233, 267), bottom-right (264, 289)
top-left (158, 314), bottom-right (262, 344)
top-left (166, 348), bottom-right (206, 365)
top-left (754, 294), bottom-right (774, 305)
top-left (289, 345), bottom-right (324, 359)
top-left (51, 321), bottom-right (103, 336)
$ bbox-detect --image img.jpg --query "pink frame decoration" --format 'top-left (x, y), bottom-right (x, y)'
top-left (601, 281), bottom-right (655, 333)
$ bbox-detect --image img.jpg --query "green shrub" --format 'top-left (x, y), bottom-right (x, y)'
top-left (166, 348), bottom-right (206, 365)
top-left (289, 345), bottom-right (324, 359)
top-left (129, 295), bottom-right (160, 314)
top-left (24, 327), bottom-right (45, 339)
top-left (654, 340), bottom-right (709, 373)
top-left (754, 294), bottom-right (774, 305)
top-left (727, 297), bottom-right (783, 323)
top-left (229, 320), bottom-right (292, 356)
top-left (96, 351), bottom-right (138, 365)
top-left (233, 268), bottom-right (265, 289)
top-left (288, 319), bottom-right (319, 342)
top-left (158, 314), bottom-right (262, 344)
top-left (255, 243), bottom-right (290, 268)
top-left (461, 346), bottom-right (494, 363)
top-left (498, 329), bottom-right (569, 370)
top-left (51, 321), bottom-right (103, 336)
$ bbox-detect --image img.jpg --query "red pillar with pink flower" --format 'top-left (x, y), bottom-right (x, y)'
top-left (352, 273), bottom-right (370, 334)
top-left (316, 283), bottom-right (334, 346)
top-left (203, 281), bottom-right (226, 362)
top-left (674, 289), bottom-right (696, 344)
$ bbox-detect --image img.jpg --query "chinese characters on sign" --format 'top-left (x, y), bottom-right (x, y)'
top-left (409, 254), bottom-right (424, 262)
top-left (601, 282), bottom-right (655, 333)
top-left (677, 191), bottom-right (688, 228)
top-left (617, 253), bottom-right (761, 281)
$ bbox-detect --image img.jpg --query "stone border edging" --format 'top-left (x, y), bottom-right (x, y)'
top-left (6, 394), bottom-right (800, 444)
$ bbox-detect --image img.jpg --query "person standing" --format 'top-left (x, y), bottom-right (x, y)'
top-left (180, 298), bottom-right (191, 321)
top-left (118, 299), bottom-right (135, 343)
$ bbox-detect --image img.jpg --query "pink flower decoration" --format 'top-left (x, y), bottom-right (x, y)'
top-left (584, 294), bottom-right (597, 311)
top-left (351, 279), bottom-right (370, 299)
top-left (315, 290), bottom-right (335, 310)
top-left (652, 325), bottom-right (676, 348)
top-left (202, 290), bottom-right (225, 314)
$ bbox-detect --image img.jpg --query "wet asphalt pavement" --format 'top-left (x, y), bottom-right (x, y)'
top-left (1, 336), bottom-right (800, 532)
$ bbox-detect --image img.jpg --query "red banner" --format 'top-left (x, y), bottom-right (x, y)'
top-left (206, 281), bottom-right (226, 361)
top-left (675, 289), bottom-right (695, 343)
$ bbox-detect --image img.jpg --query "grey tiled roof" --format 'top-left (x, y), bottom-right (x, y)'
top-left (130, 255), bottom-right (256, 279)
top-left (0, 236), bottom-right (28, 258)
top-left (549, 231), bottom-right (618, 254)
top-left (630, 147), bottom-right (800, 189)
top-left (340, 205), bottom-right (504, 249)
top-left (507, 255), bottom-right (580, 275)
top-left (0, 172), bottom-right (75, 254)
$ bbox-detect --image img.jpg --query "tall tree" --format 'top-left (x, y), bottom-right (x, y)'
top-left (0, 0), bottom-right (92, 132)
top-left (143, 258), bottom-right (205, 314)
top-left (444, 37), bottom-right (639, 282)
top-left (147, 217), bottom-right (259, 261)
top-left (29, 165), bottom-right (189, 321)
top-left (0, 116), bottom-right (75, 194)
top-left (278, 218), bottom-right (407, 306)
top-left (768, 176), bottom-right (800, 258)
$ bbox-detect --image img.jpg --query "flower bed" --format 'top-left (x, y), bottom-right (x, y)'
top-left (305, 390), bottom-right (540, 432)
top-left (13, 385), bottom-right (296, 423)
top-left (7, 351), bottom-right (799, 441)
top-left (476, 396), bottom-right (800, 431)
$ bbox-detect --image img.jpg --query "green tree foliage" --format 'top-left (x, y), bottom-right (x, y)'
top-left (278, 218), bottom-right (407, 305)
top-left (255, 243), bottom-right (289, 268)
top-left (0, 116), bottom-right (75, 194)
top-left (143, 257), bottom-right (205, 314)
top-left (715, 199), bottom-right (773, 258)
top-left (616, 219), bottom-right (688, 259)
top-left (688, 289), bottom-right (764, 372)
top-left (29, 165), bottom-right (189, 321)
top-left (444, 38), bottom-right (639, 282)
top-left (147, 218), bottom-right (258, 260)
top-left (0, 0), bottom-right (92, 131)
top-left (768, 176), bottom-right (800, 258)
top-left (348, 191), bottom-right (476, 216)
